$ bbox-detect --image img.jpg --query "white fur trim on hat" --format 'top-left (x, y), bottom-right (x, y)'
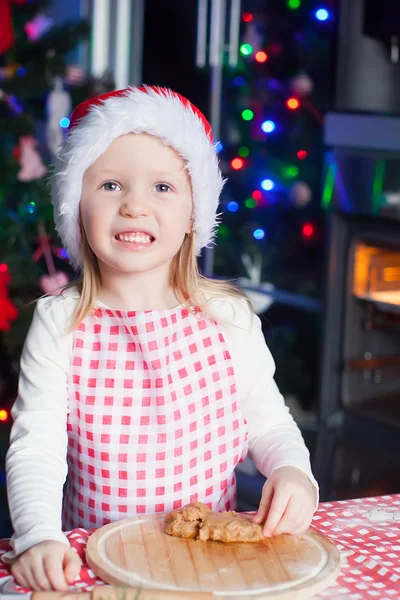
top-left (51, 86), bottom-right (225, 270)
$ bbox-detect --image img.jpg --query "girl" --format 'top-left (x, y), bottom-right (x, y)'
top-left (4, 86), bottom-right (318, 592)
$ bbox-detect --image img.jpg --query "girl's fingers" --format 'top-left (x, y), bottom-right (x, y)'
top-left (29, 559), bottom-right (52, 591)
top-left (43, 555), bottom-right (69, 592)
top-left (17, 566), bottom-right (38, 592)
top-left (254, 482), bottom-right (274, 524)
top-left (63, 548), bottom-right (82, 585)
top-left (291, 511), bottom-right (314, 534)
top-left (272, 497), bottom-right (302, 536)
top-left (262, 488), bottom-right (290, 537)
top-left (10, 567), bottom-right (30, 591)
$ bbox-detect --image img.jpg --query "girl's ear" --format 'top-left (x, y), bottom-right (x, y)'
top-left (186, 217), bottom-right (194, 236)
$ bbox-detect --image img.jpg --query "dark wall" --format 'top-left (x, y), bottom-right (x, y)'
top-left (336, 0), bottom-right (400, 114)
top-left (142, 0), bottom-right (210, 118)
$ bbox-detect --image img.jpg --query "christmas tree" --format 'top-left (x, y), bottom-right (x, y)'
top-left (0, 0), bottom-right (95, 407)
top-left (213, 1), bottom-right (335, 408)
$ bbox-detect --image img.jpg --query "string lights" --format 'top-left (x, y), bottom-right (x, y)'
top-left (220, 4), bottom-right (334, 241)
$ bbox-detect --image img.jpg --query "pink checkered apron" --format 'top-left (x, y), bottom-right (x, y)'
top-left (62, 305), bottom-right (248, 530)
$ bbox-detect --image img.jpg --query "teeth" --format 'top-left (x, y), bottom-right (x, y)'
top-left (116, 232), bottom-right (153, 243)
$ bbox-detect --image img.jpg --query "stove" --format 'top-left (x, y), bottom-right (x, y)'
top-left (315, 121), bottom-right (400, 500)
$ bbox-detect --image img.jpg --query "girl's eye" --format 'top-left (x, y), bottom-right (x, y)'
top-left (154, 183), bottom-right (172, 193)
top-left (102, 182), bottom-right (121, 192)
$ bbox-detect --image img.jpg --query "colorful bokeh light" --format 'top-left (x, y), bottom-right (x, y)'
top-left (242, 12), bottom-right (253, 23)
top-left (231, 157), bottom-right (244, 170)
top-left (287, 97), bottom-right (300, 110)
top-left (261, 120), bottom-right (276, 133)
top-left (302, 222), bottom-right (315, 238)
top-left (253, 229), bottom-right (265, 240)
top-left (227, 201), bottom-right (239, 212)
top-left (315, 8), bottom-right (330, 21)
top-left (242, 109), bottom-right (254, 121)
top-left (261, 179), bottom-right (275, 191)
top-left (240, 44), bottom-right (253, 56)
top-left (255, 51), bottom-right (268, 63)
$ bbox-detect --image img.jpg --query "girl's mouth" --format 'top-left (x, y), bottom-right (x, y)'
top-left (114, 231), bottom-right (155, 249)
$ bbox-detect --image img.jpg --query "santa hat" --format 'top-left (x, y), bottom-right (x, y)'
top-left (51, 86), bottom-right (225, 270)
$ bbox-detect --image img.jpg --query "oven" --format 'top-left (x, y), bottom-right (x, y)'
top-left (314, 135), bottom-right (400, 500)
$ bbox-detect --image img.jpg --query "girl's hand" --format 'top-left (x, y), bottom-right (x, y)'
top-left (10, 540), bottom-right (82, 591)
top-left (253, 466), bottom-right (316, 537)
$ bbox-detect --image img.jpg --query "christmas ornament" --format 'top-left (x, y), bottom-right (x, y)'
top-left (25, 13), bottom-right (53, 42)
top-left (226, 122), bottom-right (242, 145)
top-left (17, 136), bottom-right (47, 181)
top-left (290, 181), bottom-right (312, 207)
top-left (238, 252), bottom-right (275, 315)
top-left (34, 223), bottom-right (69, 295)
top-left (290, 73), bottom-right (314, 96)
top-left (243, 21), bottom-right (264, 54)
top-left (0, 88), bottom-right (23, 115)
top-left (46, 77), bottom-right (72, 156)
top-left (40, 271), bottom-right (69, 295)
top-left (0, 0), bottom-right (28, 55)
top-left (0, 63), bottom-right (21, 82)
top-left (11, 141), bottom-right (21, 162)
top-left (65, 64), bottom-right (85, 86)
top-left (0, 267), bottom-right (18, 332)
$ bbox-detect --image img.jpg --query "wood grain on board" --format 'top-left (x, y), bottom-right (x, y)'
top-left (81, 513), bottom-right (341, 599)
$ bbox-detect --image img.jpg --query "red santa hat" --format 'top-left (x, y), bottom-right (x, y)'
top-left (51, 86), bottom-right (225, 270)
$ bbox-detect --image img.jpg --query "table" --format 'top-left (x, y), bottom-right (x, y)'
top-left (0, 494), bottom-right (398, 599)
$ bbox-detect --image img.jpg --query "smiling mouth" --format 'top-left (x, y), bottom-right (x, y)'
top-left (115, 232), bottom-right (155, 244)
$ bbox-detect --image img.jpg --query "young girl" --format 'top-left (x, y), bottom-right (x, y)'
top-left (4, 86), bottom-right (318, 592)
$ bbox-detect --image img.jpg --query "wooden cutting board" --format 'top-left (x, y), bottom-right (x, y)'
top-left (86, 514), bottom-right (340, 599)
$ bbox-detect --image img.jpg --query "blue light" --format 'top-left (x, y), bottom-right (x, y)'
top-left (17, 67), bottom-right (27, 77)
top-left (26, 202), bottom-right (36, 214)
top-left (261, 120), bottom-right (276, 133)
top-left (8, 96), bottom-right (23, 114)
top-left (215, 141), bottom-right (224, 154)
top-left (253, 229), bottom-right (265, 240)
top-left (60, 117), bottom-right (70, 128)
top-left (261, 179), bottom-right (275, 191)
top-left (315, 8), bottom-right (329, 21)
top-left (60, 248), bottom-right (69, 259)
top-left (267, 78), bottom-right (280, 91)
top-left (227, 201), bottom-right (239, 212)
top-left (234, 76), bottom-right (246, 87)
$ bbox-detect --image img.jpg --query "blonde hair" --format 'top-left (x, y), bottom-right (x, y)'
top-left (67, 223), bottom-right (251, 331)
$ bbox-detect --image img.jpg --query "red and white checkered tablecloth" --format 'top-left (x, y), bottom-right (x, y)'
top-left (0, 494), bottom-right (399, 599)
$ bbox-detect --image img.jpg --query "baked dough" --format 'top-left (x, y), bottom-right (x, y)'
top-left (164, 502), bottom-right (211, 539)
top-left (164, 502), bottom-right (264, 543)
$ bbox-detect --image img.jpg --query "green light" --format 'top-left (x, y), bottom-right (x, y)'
top-left (238, 146), bottom-right (250, 158)
top-left (321, 162), bottom-right (337, 209)
top-left (240, 44), bottom-right (253, 56)
top-left (372, 159), bottom-right (386, 215)
top-left (217, 224), bottom-right (230, 238)
top-left (287, 0), bottom-right (301, 9)
top-left (245, 198), bottom-right (256, 209)
top-left (283, 165), bottom-right (299, 178)
top-left (242, 109), bottom-right (254, 121)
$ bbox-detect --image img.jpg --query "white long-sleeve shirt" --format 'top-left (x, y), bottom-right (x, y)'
top-left (4, 288), bottom-right (318, 561)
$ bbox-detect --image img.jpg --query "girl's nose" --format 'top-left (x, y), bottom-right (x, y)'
top-left (119, 192), bottom-right (148, 218)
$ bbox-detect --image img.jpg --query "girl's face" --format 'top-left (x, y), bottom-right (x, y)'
top-left (80, 133), bottom-right (193, 281)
